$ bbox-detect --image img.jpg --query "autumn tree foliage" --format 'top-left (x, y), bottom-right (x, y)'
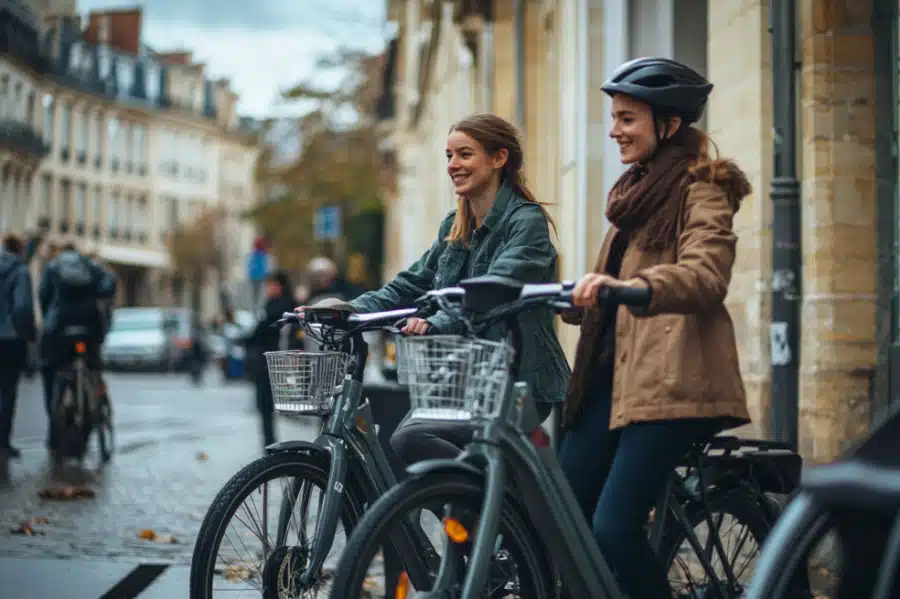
top-left (250, 48), bottom-right (392, 284)
top-left (167, 206), bottom-right (228, 309)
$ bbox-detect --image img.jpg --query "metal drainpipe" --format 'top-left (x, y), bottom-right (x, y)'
top-left (481, 0), bottom-right (494, 111)
top-left (513, 0), bottom-right (525, 132)
top-left (769, 1), bottom-right (801, 451)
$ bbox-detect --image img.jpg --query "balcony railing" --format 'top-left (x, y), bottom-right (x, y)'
top-left (0, 119), bottom-right (50, 159)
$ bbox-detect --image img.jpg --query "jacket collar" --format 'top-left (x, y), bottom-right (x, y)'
top-left (480, 180), bottom-right (516, 232)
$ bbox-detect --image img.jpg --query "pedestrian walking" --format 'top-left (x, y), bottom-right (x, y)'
top-left (0, 234), bottom-right (37, 459)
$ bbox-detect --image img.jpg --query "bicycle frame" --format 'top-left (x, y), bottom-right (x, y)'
top-left (265, 307), bottom-right (439, 586)
top-left (395, 277), bottom-right (802, 599)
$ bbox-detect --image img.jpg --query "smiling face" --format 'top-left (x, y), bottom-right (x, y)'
top-left (609, 94), bottom-right (681, 164)
top-left (446, 130), bottom-right (507, 197)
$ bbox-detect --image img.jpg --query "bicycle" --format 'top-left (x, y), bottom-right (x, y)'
top-left (746, 404), bottom-right (900, 599)
top-left (50, 325), bottom-right (113, 466)
top-left (189, 304), bottom-right (494, 598)
top-left (330, 275), bottom-right (807, 599)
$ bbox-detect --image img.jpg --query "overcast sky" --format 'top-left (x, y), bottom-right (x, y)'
top-left (76, 0), bottom-right (388, 117)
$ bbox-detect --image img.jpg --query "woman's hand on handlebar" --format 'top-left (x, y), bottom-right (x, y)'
top-left (572, 274), bottom-right (650, 307)
top-left (401, 317), bottom-right (431, 335)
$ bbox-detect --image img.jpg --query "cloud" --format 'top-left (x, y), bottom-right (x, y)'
top-left (78, 0), bottom-right (384, 32)
top-left (75, 0), bottom-right (387, 117)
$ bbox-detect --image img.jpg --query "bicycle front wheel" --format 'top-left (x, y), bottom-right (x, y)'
top-left (189, 451), bottom-right (365, 599)
top-left (331, 470), bottom-right (554, 599)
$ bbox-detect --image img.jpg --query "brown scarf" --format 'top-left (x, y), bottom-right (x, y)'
top-left (605, 140), bottom-right (697, 251)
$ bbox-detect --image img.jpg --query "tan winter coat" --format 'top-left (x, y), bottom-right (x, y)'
top-left (563, 159), bottom-right (753, 430)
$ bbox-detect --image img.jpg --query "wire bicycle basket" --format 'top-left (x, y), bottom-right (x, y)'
top-left (393, 332), bottom-right (410, 385)
top-left (397, 335), bottom-right (513, 420)
top-left (264, 350), bottom-right (350, 416)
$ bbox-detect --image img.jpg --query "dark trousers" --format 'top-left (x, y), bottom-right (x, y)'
top-left (0, 367), bottom-right (22, 449)
top-left (390, 402), bottom-right (554, 466)
top-left (558, 386), bottom-right (718, 599)
top-left (254, 375), bottom-right (276, 448)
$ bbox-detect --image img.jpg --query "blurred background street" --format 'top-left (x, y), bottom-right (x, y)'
top-left (0, 370), bottom-right (319, 597)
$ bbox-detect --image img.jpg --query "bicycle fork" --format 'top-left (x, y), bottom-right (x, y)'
top-left (425, 446), bottom-right (507, 599)
top-left (297, 434), bottom-right (349, 586)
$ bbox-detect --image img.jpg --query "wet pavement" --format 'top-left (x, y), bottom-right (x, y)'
top-left (0, 369), bottom-right (319, 598)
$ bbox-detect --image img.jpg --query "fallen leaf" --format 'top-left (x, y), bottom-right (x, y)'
top-left (196, 451), bottom-right (208, 461)
top-left (137, 529), bottom-right (156, 541)
top-left (224, 563), bottom-right (254, 582)
top-left (38, 486), bottom-right (95, 500)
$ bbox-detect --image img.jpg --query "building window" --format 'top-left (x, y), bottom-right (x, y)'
top-left (75, 108), bottom-right (87, 154)
top-left (93, 186), bottom-right (103, 235)
top-left (107, 117), bottom-right (119, 170)
top-left (109, 190), bottom-right (119, 236)
top-left (42, 94), bottom-right (54, 143)
top-left (146, 62), bottom-right (159, 101)
top-left (95, 113), bottom-right (104, 165)
top-left (60, 102), bottom-right (72, 157)
top-left (122, 122), bottom-right (133, 172)
top-left (136, 195), bottom-right (148, 240)
top-left (117, 57), bottom-right (133, 99)
top-left (60, 180), bottom-right (72, 232)
top-left (75, 183), bottom-right (86, 231)
top-left (39, 174), bottom-right (51, 221)
top-left (133, 125), bottom-right (145, 172)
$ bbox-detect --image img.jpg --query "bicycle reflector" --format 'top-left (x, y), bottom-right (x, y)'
top-left (442, 517), bottom-right (470, 544)
top-left (74, 341), bottom-right (87, 354)
top-left (395, 571), bottom-right (410, 599)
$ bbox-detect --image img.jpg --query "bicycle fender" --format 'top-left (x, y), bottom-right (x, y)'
top-left (406, 458), bottom-right (482, 479)
top-left (265, 439), bottom-right (329, 460)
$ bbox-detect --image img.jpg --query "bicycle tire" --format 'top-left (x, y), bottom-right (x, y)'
top-left (50, 373), bottom-right (88, 462)
top-left (96, 378), bottom-right (114, 464)
top-left (744, 493), bottom-right (828, 599)
top-left (658, 488), bottom-right (777, 598)
top-left (330, 470), bottom-right (554, 599)
top-left (189, 451), bottom-right (365, 599)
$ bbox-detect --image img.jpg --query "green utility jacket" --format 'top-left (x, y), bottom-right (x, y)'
top-left (350, 181), bottom-right (570, 404)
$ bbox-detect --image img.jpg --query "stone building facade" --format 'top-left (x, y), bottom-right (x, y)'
top-left (378, 0), bottom-right (888, 463)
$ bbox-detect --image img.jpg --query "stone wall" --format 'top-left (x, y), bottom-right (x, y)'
top-left (797, 0), bottom-right (876, 462)
top-left (707, 0), bottom-right (775, 438)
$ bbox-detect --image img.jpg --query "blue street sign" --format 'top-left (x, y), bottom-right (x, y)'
top-left (247, 249), bottom-right (268, 281)
top-left (315, 206), bottom-right (341, 240)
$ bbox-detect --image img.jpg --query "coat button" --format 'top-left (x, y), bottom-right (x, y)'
top-left (664, 325), bottom-right (672, 333)
top-left (620, 351), bottom-right (627, 363)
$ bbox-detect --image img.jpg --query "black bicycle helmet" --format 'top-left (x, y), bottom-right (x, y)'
top-left (601, 57), bottom-right (713, 124)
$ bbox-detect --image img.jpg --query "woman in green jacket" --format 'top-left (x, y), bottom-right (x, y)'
top-left (348, 112), bottom-right (570, 466)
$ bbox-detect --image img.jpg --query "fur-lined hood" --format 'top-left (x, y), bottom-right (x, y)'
top-left (688, 158), bottom-right (752, 213)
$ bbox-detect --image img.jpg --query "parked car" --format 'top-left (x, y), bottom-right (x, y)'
top-left (101, 307), bottom-right (175, 372)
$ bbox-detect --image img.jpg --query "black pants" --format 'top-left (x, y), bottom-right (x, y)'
top-left (254, 375), bottom-right (276, 448)
top-left (558, 385), bottom-right (719, 599)
top-left (390, 402), bottom-right (554, 466)
top-left (0, 367), bottom-right (22, 449)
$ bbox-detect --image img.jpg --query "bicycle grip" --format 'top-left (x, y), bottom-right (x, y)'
top-left (597, 286), bottom-right (652, 307)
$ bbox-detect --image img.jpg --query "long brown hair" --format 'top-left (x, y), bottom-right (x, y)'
top-left (445, 113), bottom-right (556, 244)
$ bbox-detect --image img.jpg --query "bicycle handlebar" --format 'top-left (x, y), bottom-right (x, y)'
top-left (418, 280), bottom-right (651, 327)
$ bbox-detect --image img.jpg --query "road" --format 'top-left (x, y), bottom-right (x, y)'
top-left (0, 369), bottom-right (320, 598)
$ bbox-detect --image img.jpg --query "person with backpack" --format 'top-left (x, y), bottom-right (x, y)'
top-left (38, 241), bottom-right (117, 449)
top-left (0, 234), bottom-right (37, 459)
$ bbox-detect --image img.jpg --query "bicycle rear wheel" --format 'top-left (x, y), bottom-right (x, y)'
top-left (95, 376), bottom-right (114, 464)
top-left (658, 488), bottom-right (786, 599)
top-left (50, 372), bottom-right (89, 463)
top-left (330, 470), bottom-right (554, 599)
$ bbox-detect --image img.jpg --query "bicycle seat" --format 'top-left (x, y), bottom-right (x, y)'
top-left (802, 460), bottom-right (900, 510)
top-left (62, 325), bottom-right (91, 336)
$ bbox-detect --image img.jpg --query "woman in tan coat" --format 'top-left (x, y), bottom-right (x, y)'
top-left (560, 57), bottom-right (753, 599)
